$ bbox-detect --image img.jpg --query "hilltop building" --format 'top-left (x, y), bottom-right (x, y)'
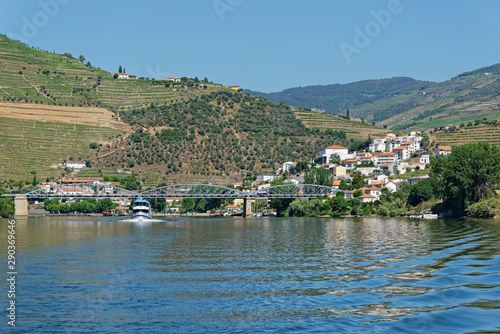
top-left (114, 73), bottom-right (137, 79)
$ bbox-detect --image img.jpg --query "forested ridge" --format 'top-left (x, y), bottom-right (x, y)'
top-left (94, 90), bottom-right (354, 181)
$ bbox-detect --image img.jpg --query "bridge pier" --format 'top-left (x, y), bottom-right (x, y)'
top-left (243, 198), bottom-right (252, 218)
top-left (14, 194), bottom-right (28, 217)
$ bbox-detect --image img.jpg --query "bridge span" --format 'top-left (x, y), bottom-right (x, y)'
top-left (4, 183), bottom-right (338, 217)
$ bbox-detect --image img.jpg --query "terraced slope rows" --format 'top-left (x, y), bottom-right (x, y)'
top-left (0, 117), bottom-right (122, 180)
top-left (432, 124), bottom-right (500, 146)
top-left (293, 108), bottom-right (387, 138)
top-left (0, 34), bottom-right (226, 110)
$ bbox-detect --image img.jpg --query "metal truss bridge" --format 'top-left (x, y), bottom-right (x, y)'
top-left (12, 183), bottom-right (338, 200)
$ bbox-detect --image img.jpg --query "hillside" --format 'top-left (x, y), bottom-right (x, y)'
top-left (0, 34), bottom-right (225, 109)
top-left (247, 64), bottom-right (500, 130)
top-left (246, 77), bottom-right (431, 116)
top-left (0, 34), bottom-right (386, 186)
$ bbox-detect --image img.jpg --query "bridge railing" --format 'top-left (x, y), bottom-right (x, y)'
top-left (8, 183), bottom-right (338, 200)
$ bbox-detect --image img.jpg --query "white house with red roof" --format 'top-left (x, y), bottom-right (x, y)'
top-left (166, 77), bottom-right (182, 82)
top-left (317, 145), bottom-right (355, 164)
top-left (344, 158), bottom-right (358, 170)
top-left (437, 146), bottom-right (452, 157)
top-left (358, 193), bottom-right (377, 203)
top-left (114, 73), bottom-right (137, 79)
top-left (394, 145), bottom-right (410, 160)
top-left (376, 152), bottom-right (397, 166)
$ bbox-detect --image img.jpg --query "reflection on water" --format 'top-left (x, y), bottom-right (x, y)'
top-left (0, 216), bottom-right (499, 333)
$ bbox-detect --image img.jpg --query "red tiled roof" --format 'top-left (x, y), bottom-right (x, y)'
top-left (359, 194), bottom-right (376, 198)
top-left (380, 163), bottom-right (390, 167)
top-left (327, 145), bottom-right (347, 149)
top-left (379, 152), bottom-right (396, 156)
top-left (332, 180), bottom-right (342, 186)
top-left (438, 146), bottom-right (452, 151)
top-left (394, 146), bottom-right (408, 150)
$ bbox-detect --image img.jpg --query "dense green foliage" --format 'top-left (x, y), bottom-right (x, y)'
top-left (95, 91), bottom-right (349, 177)
top-left (431, 143), bottom-right (500, 213)
top-left (44, 198), bottom-right (116, 213)
top-left (466, 198), bottom-right (500, 218)
top-left (0, 198), bottom-right (14, 218)
top-left (407, 178), bottom-right (439, 206)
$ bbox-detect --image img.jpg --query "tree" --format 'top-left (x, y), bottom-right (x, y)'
top-left (431, 142), bottom-right (500, 213)
top-left (407, 178), bottom-right (438, 206)
top-left (118, 66), bottom-right (122, 73)
top-left (346, 109), bottom-right (350, 119)
top-left (269, 198), bottom-right (293, 217)
top-left (0, 198), bottom-right (15, 218)
top-left (79, 55), bottom-right (85, 63)
top-left (96, 198), bottom-right (116, 213)
top-left (329, 153), bottom-right (341, 165)
top-left (151, 198), bottom-right (167, 213)
top-left (181, 198), bottom-right (195, 212)
top-left (32, 174), bottom-right (37, 186)
top-left (123, 67), bottom-right (126, 73)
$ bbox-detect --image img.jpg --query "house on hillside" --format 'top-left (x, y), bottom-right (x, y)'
top-left (358, 193), bottom-right (377, 203)
top-left (317, 145), bottom-right (354, 164)
top-left (114, 73), bottom-right (137, 79)
top-left (394, 145), bottom-right (410, 161)
top-left (376, 152), bottom-right (397, 166)
top-left (166, 77), bottom-right (182, 82)
top-left (64, 161), bottom-right (86, 169)
top-left (344, 159), bottom-right (358, 170)
top-left (231, 85), bottom-right (240, 90)
top-left (328, 165), bottom-right (346, 177)
top-left (437, 145), bottom-right (452, 157)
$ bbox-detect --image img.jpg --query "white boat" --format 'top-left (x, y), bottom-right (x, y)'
top-left (132, 199), bottom-right (152, 220)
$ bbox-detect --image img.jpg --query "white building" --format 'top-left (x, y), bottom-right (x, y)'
top-left (376, 152), bottom-right (397, 166)
top-left (317, 145), bottom-right (354, 164)
top-left (114, 73), bottom-right (137, 79)
top-left (394, 145), bottom-right (410, 161)
top-left (281, 162), bottom-right (297, 174)
top-left (64, 161), bottom-right (86, 169)
top-left (437, 146), bottom-right (452, 157)
top-left (257, 174), bottom-right (276, 182)
top-left (420, 155), bottom-right (430, 164)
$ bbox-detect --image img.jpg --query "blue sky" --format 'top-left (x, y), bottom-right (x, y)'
top-left (1, 0), bottom-right (500, 92)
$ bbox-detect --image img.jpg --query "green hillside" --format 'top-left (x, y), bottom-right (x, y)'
top-left (247, 65), bottom-right (500, 131)
top-left (0, 117), bottom-right (120, 181)
top-left (0, 34), bottom-right (225, 109)
top-left (0, 34), bottom-right (387, 186)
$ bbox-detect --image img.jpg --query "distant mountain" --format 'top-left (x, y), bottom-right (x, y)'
top-left (246, 64), bottom-right (500, 129)
top-left (246, 77), bottom-right (431, 115)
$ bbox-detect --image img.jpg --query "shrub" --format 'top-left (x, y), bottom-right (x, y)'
top-left (467, 198), bottom-right (500, 218)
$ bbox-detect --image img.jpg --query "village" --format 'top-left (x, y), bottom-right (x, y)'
top-left (38, 131), bottom-right (452, 216)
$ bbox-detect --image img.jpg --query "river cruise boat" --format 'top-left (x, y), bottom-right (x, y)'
top-left (132, 199), bottom-right (152, 220)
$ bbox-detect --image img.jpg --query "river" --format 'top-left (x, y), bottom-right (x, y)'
top-left (1, 216), bottom-right (499, 333)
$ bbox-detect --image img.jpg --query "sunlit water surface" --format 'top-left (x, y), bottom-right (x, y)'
top-left (1, 216), bottom-right (499, 333)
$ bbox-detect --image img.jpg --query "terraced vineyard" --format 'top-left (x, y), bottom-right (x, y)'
top-left (293, 108), bottom-right (387, 138)
top-left (0, 34), bottom-right (227, 110)
top-left (0, 117), bottom-right (122, 181)
top-left (432, 124), bottom-right (500, 146)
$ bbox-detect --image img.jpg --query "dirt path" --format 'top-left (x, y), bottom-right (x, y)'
top-left (0, 101), bottom-right (132, 133)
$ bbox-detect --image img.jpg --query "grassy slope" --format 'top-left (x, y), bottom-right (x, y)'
top-left (0, 118), bottom-right (120, 181)
top-left (0, 34), bottom-right (388, 186)
top-left (430, 123), bottom-right (500, 147)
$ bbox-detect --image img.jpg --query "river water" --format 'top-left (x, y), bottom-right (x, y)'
top-left (1, 216), bottom-right (499, 333)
